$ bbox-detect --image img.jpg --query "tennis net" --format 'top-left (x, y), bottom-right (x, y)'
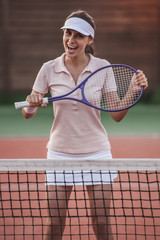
top-left (0, 158), bottom-right (160, 240)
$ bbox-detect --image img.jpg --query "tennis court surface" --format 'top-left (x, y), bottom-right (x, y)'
top-left (0, 158), bottom-right (160, 240)
top-left (0, 104), bottom-right (160, 239)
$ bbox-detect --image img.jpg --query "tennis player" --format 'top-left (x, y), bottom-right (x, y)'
top-left (22, 10), bottom-right (148, 240)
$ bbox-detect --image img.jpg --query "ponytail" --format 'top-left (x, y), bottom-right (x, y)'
top-left (85, 44), bottom-right (95, 55)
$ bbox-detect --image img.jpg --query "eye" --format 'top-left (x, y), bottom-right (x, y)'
top-left (65, 29), bottom-right (71, 36)
top-left (77, 33), bottom-right (84, 38)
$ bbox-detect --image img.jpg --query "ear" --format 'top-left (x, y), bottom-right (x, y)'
top-left (88, 36), bottom-right (93, 45)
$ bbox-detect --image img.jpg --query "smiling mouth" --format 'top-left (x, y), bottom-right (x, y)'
top-left (68, 45), bottom-right (78, 51)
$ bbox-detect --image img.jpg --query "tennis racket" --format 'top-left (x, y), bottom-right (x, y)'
top-left (14, 64), bottom-right (143, 112)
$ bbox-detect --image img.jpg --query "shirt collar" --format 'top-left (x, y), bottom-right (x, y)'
top-left (54, 53), bottom-right (69, 73)
top-left (54, 53), bottom-right (98, 74)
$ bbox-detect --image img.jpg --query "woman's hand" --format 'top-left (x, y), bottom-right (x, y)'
top-left (22, 91), bottom-right (46, 119)
top-left (135, 70), bottom-right (148, 90)
top-left (26, 92), bottom-right (46, 107)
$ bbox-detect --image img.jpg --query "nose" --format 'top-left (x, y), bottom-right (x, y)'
top-left (68, 34), bottom-right (75, 43)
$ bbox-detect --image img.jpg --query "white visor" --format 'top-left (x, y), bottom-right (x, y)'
top-left (61, 17), bottom-right (95, 38)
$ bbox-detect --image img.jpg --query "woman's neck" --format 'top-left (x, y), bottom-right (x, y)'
top-left (64, 54), bottom-right (90, 84)
top-left (65, 53), bottom-right (90, 69)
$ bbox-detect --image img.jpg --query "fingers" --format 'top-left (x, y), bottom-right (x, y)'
top-left (135, 70), bottom-right (148, 90)
top-left (26, 93), bottom-right (43, 107)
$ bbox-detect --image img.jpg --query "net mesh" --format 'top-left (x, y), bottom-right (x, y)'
top-left (0, 159), bottom-right (160, 240)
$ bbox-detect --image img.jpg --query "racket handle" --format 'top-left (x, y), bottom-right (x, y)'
top-left (14, 97), bottom-right (49, 109)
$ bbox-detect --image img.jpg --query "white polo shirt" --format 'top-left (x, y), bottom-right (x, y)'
top-left (33, 53), bottom-right (112, 154)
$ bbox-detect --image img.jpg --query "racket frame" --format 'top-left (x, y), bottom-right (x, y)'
top-left (14, 64), bottom-right (143, 111)
top-left (47, 64), bottom-right (143, 112)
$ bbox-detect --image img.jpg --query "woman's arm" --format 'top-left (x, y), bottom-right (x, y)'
top-left (108, 70), bottom-right (148, 122)
top-left (22, 90), bottom-right (45, 119)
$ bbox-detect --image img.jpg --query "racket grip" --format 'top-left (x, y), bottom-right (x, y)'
top-left (14, 97), bottom-right (49, 109)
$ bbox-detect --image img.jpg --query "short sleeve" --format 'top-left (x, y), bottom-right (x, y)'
top-left (103, 67), bottom-right (117, 93)
top-left (32, 64), bottom-right (48, 94)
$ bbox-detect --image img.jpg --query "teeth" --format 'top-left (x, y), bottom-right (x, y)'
top-left (68, 46), bottom-right (76, 49)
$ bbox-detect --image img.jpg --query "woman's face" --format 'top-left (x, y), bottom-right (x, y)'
top-left (63, 29), bottom-right (93, 58)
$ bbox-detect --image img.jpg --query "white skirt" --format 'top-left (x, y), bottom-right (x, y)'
top-left (46, 149), bottom-right (117, 186)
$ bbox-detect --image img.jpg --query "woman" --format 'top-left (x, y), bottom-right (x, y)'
top-left (22, 10), bottom-right (148, 240)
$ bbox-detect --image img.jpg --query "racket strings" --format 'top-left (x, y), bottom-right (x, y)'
top-left (84, 66), bottom-right (141, 111)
